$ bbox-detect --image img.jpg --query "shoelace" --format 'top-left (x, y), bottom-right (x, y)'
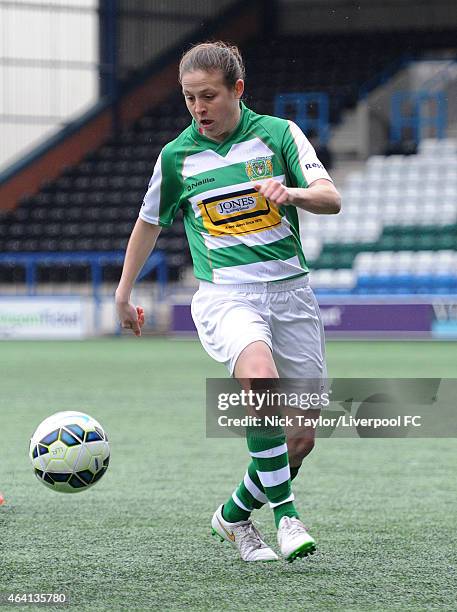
top-left (282, 517), bottom-right (309, 538)
top-left (235, 522), bottom-right (266, 555)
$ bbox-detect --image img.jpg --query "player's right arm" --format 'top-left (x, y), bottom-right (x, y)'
top-left (115, 144), bottom-right (183, 336)
top-left (115, 219), bottom-right (162, 336)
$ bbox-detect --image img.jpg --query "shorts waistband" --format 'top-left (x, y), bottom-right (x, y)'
top-left (198, 274), bottom-right (309, 294)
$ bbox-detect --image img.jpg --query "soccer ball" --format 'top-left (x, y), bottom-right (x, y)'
top-left (29, 411), bottom-right (110, 493)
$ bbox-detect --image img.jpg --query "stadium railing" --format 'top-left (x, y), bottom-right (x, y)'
top-left (274, 92), bottom-right (330, 144)
top-left (390, 90), bottom-right (447, 144)
top-left (0, 251), bottom-right (168, 331)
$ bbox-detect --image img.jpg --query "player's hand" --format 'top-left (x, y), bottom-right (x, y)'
top-left (116, 301), bottom-right (145, 337)
top-left (254, 179), bottom-right (290, 207)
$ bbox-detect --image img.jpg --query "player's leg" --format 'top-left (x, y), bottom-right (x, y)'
top-left (213, 341), bottom-right (286, 561)
top-left (285, 411), bottom-right (319, 468)
top-left (222, 417), bottom-right (317, 561)
top-left (232, 419), bottom-right (317, 515)
top-left (267, 278), bottom-right (326, 559)
top-left (233, 343), bottom-right (300, 528)
top-left (231, 341), bottom-right (316, 561)
top-left (211, 352), bottom-right (282, 560)
top-left (272, 276), bottom-right (326, 464)
top-left (236, 412), bottom-right (318, 510)
top-left (193, 283), bottom-right (316, 561)
top-left (230, 277), bottom-right (324, 495)
top-left (223, 455), bottom-right (302, 527)
top-left (192, 286), bottom-right (279, 561)
top-left (218, 342), bottom-right (275, 523)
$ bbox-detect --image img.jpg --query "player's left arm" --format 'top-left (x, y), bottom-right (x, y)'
top-left (254, 119), bottom-right (341, 214)
top-left (254, 178), bottom-right (341, 214)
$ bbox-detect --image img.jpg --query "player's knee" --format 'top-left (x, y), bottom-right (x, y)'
top-left (288, 437), bottom-right (315, 464)
top-left (249, 361), bottom-right (278, 380)
top-left (235, 341), bottom-right (278, 381)
top-left (241, 350), bottom-right (277, 380)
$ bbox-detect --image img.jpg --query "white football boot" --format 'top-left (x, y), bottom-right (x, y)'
top-left (277, 516), bottom-right (316, 562)
top-left (211, 504), bottom-right (278, 562)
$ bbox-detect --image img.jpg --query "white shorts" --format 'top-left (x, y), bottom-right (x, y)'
top-left (191, 275), bottom-right (327, 378)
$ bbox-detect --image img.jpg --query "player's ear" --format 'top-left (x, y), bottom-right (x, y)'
top-left (234, 78), bottom-right (244, 100)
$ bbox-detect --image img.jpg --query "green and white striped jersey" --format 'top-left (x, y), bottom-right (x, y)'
top-left (140, 103), bottom-right (331, 284)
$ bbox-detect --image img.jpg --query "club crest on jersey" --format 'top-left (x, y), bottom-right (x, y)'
top-left (245, 156), bottom-right (273, 180)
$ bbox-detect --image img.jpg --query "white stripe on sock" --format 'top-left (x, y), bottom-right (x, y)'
top-left (257, 465), bottom-right (291, 488)
top-left (268, 493), bottom-right (295, 509)
top-left (243, 472), bottom-right (268, 504)
top-left (249, 443), bottom-right (288, 459)
top-left (232, 492), bottom-right (252, 512)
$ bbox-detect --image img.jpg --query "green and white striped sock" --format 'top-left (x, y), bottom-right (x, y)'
top-left (247, 425), bottom-right (299, 528)
top-left (222, 461), bottom-right (268, 522)
top-left (222, 463), bottom-right (302, 523)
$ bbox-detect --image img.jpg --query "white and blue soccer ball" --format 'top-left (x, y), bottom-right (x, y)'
top-left (29, 411), bottom-right (110, 493)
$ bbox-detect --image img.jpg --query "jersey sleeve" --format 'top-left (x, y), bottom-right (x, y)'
top-left (139, 148), bottom-right (182, 227)
top-left (282, 120), bottom-right (332, 188)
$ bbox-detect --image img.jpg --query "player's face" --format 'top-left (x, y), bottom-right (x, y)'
top-left (181, 69), bottom-right (244, 143)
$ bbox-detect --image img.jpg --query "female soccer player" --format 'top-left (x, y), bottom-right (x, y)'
top-left (115, 41), bottom-right (341, 563)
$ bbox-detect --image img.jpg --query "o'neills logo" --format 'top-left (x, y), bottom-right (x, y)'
top-left (186, 177), bottom-right (215, 191)
top-left (216, 195), bottom-right (256, 215)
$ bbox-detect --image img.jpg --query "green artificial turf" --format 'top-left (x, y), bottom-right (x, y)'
top-left (0, 340), bottom-right (456, 611)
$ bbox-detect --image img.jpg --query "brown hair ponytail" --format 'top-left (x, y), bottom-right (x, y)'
top-left (179, 41), bottom-right (245, 88)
